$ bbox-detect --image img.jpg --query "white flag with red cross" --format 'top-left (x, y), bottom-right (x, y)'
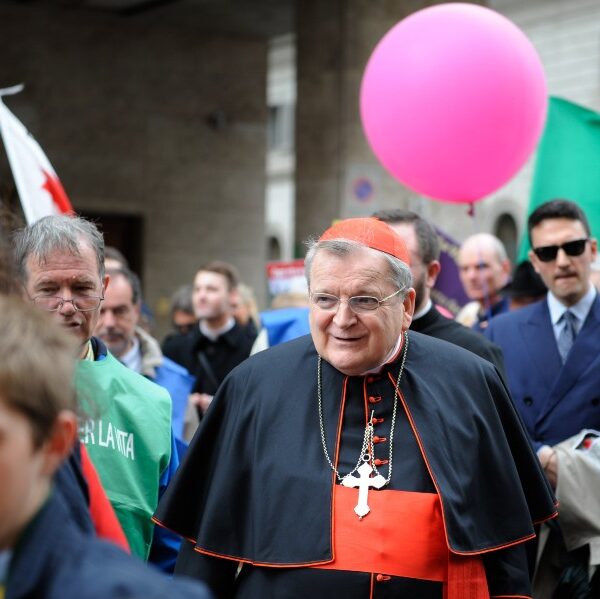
top-left (0, 85), bottom-right (74, 224)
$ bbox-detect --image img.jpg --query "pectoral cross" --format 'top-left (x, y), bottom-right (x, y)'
top-left (341, 461), bottom-right (386, 518)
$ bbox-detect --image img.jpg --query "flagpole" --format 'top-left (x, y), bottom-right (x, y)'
top-left (0, 84), bottom-right (25, 98)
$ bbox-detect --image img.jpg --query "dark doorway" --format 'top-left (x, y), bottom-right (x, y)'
top-left (80, 212), bottom-right (144, 278)
top-left (494, 213), bottom-right (518, 264)
top-left (268, 235), bottom-right (282, 261)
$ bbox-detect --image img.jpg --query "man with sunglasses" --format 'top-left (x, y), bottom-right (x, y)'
top-left (485, 199), bottom-right (600, 595)
top-left (14, 215), bottom-right (181, 572)
top-left (156, 217), bottom-right (556, 599)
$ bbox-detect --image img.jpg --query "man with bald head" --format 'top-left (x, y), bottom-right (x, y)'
top-left (374, 209), bottom-right (505, 376)
top-left (156, 217), bottom-right (555, 599)
top-left (458, 233), bottom-right (511, 332)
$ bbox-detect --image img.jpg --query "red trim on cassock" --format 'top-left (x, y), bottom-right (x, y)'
top-left (387, 371), bottom-right (556, 555)
top-left (151, 516), bottom-right (196, 545)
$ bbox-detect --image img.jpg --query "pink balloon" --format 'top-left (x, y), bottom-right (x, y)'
top-left (360, 3), bottom-right (547, 204)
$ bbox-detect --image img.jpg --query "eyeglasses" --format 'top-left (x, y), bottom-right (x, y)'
top-left (532, 238), bottom-right (589, 262)
top-left (310, 289), bottom-right (403, 314)
top-left (31, 295), bottom-right (104, 312)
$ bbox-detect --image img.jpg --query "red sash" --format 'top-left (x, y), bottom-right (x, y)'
top-left (313, 486), bottom-right (489, 598)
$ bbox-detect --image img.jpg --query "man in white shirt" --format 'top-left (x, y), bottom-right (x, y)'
top-left (162, 261), bottom-right (256, 416)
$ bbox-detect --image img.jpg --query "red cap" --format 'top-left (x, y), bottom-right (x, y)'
top-left (319, 217), bottom-right (410, 264)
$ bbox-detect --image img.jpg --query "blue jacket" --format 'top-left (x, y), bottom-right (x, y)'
top-left (260, 307), bottom-right (310, 346)
top-left (153, 356), bottom-right (195, 442)
top-left (472, 296), bottom-right (510, 333)
top-left (6, 490), bottom-right (212, 599)
top-left (485, 295), bottom-right (600, 450)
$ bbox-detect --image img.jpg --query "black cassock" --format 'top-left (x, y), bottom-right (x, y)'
top-left (155, 331), bottom-right (556, 598)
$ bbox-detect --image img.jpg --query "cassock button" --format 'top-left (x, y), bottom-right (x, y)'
top-left (371, 417), bottom-right (384, 425)
top-left (372, 436), bottom-right (387, 444)
top-left (368, 395), bottom-right (382, 404)
top-left (374, 458), bottom-right (389, 466)
top-left (375, 574), bottom-right (391, 582)
top-left (523, 397), bottom-right (533, 406)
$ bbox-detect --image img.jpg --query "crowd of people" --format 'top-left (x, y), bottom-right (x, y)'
top-left (0, 196), bottom-right (599, 598)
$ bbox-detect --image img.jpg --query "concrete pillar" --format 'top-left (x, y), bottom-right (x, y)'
top-left (294, 0), bottom-right (485, 249)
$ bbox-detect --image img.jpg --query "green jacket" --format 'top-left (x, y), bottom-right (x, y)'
top-left (76, 345), bottom-right (172, 559)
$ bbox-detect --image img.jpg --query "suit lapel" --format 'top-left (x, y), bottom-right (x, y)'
top-left (519, 301), bottom-right (562, 401)
top-left (539, 295), bottom-right (600, 422)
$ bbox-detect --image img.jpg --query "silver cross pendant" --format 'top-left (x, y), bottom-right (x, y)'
top-left (341, 461), bottom-right (386, 518)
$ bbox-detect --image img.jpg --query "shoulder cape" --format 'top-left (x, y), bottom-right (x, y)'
top-left (155, 332), bottom-right (556, 565)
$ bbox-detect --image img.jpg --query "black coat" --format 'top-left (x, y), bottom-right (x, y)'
top-left (156, 332), bottom-right (556, 597)
top-left (162, 323), bottom-right (256, 395)
top-left (6, 490), bottom-right (212, 599)
top-left (410, 304), bottom-right (507, 381)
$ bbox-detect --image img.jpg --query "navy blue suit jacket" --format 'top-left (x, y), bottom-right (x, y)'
top-left (7, 489), bottom-right (212, 599)
top-left (485, 295), bottom-right (600, 450)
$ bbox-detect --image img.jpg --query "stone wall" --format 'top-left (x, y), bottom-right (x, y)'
top-left (0, 3), bottom-right (268, 335)
top-left (4, 0), bottom-right (599, 321)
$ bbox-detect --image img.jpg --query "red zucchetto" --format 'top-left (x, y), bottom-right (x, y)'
top-left (319, 217), bottom-right (410, 265)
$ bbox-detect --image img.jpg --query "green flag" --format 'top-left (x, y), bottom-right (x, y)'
top-left (519, 96), bottom-right (600, 260)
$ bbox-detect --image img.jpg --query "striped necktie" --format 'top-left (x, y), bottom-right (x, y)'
top-left (557, 310), bottom-right (578, 363)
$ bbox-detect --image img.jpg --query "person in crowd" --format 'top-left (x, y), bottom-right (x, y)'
top-left (501, 260), bottom-right (547, 311)
top-left (13, 215), bottom-right (180, 571)
top-left (104, 245), bottom-right (154, 332)
top-left (167, 283), bottom-right (197, 338)
top-left (374, 209), bottom-right (505, 375)
top-left (457, 232), bottom-right (511, 332)
top-left (104, 245), bottom-right (129, 270)
top-left (231, 283), bottom-right (260, 337)
top-left (250, 291), bottom-right (310, 355)
top-left (163, 260), bottom-right (256, 416)
top-left (1, 216), bottom-right (128, 551)
top-left (162, 284), bottom-right (197, 358)
top-left (0, 295), bottom-right (212, 599)
top-left (155, 217), bottom-right (556, 598)
top-left (485, 199), bottom-right (600, 596)
top-left (96, 267), bottom-right (197, 443)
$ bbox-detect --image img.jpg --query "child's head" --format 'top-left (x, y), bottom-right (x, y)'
top-left (0, 296), bottom-right (79, 549)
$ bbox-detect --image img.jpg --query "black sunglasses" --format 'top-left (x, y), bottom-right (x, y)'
top-left (532, 238), bottom-right (589, 262)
